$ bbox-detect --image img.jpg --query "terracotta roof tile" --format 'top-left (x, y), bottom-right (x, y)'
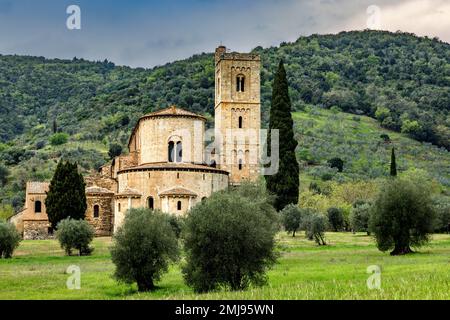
top-left (116, 187), bottom-right (142, 197)
top-left (159, 187), bottom-right (198, 197)
top-left (86, 186), bottom-right (114, 195)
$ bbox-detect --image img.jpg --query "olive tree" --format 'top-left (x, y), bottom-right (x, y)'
top-left (281, 204), bottom-right (302, 237)
top-left (350, 202), bottom-right (372, 235)
top-left (110, 208), bottom-right (179, 292)
top-left (56, 218), bottom-right (94, 256)
top-left (327, 207), bottom-right (344, 231)
top-left (0, 222), bottom-right (21, 258)
top-left (183, 184), bottom-right (278, 292)
top-left (302, 211), bottom-right (328, 245)
top-left (369, 178), bottom-right (436, 255)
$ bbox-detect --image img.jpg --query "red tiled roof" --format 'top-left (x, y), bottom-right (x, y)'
top-left (117, 162), bottom-right (228, 174)
top-left (159, 187), bottom-right (197, 197)
top-left (86, 186), bottom-right (114, 195)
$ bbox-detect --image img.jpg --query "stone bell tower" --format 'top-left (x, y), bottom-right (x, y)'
top-left (214, 46), bottom-right (261, 185)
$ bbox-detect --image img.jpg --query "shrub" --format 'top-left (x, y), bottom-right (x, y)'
top-left (350, 202), bottom-right (372, 234)
top-left (110, 209), bottom-right (179, 292)
top-left (56, 218), bottom-right (94, 256)
top-left (328, 157), bottom-right (344, 172)
top-left (302, 211), bottom-right (327, 245)
top-left (35, 140), bottom-right (46, 150)
top-left (281, 204), bottom-right (302, 237)
top-left (369, 178), bottom-right (436, 255)
top-left (380, 134), bottom-right (391, 142)
top-left (0, 222), bottom-right (21, 258)
top-left (49, 133), bottom-right (69, 146)
top-left (327, 207), bottom-right (344, 231)
top-left (183, 185), bottom-right (278, 292)
top-left (108, 143), bottom-right (123, 159)
top-left (309, 182), bottom-right (322, 194)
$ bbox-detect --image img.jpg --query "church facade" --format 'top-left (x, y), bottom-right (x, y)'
top-left (10, 46), bottom-right (262, 239)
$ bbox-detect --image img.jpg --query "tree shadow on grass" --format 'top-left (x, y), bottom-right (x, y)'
top-left (104, 283), bottom-right (188, 299)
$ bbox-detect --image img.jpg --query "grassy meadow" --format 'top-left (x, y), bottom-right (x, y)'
top-left (1, 232), bottom-right (450, 300)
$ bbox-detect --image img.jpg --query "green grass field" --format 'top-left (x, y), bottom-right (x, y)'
top-left (1, 232), bottom-right (450, 300)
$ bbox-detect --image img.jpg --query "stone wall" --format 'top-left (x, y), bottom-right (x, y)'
top-left (114, 167), bottom-right (228, 230)
top-left (23, 220), bottom-right (49, 240)
top-left (137, 117), bottom-right (205, 165)
top-left (85, 173), bottom-right (117, 192)
top-left (85, 196), bottom-right (114, 236)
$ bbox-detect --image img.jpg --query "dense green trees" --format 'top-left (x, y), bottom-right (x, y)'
top-left (110, 208), bottom-right (179, 292)
top-left (45, 161), bottom-right (87, 230)
top-left (0, 30), bottom-right (449, 210)
top-left (265, 61), bottom-right (300, 211)
top-left (369, 178), bottom-right (436, 255)
top-left (183, 184), bottom-right (278, 292)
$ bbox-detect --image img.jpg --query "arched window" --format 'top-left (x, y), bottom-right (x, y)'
top-left (147, 197), bottom-right (154, 210)
top-left (238, 159), bottom-right (243, 171)
top-left (93, 205), bottom-right (99, 218)
top-left (35, 201), bottom-right (42, 213)
top-left (210, 160), bottom-right (216, 168)
top-left (236, 75), bottom-right (245, 92)
top-left (177, 201), bottom-right (182, 211)
top-left (238, 116), bottom-right (243, 129)
top-left (118, 203), bottom-right (121, 212)
top-left (176, 141), bottom-right (182, 162)
top-left (168, 141), bottom-right (175, 162)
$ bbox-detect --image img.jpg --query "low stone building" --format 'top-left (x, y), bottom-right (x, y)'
top-left (10, 45), bottom-right (262, 238)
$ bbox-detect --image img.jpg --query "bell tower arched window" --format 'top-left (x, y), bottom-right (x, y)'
top-left (176, 141), bottom-right (182, 162)
top-left (168, 141), bottom-right (175, 162)
top-left (236, 75), bottom-right (245, 92)
top-left (238, 116), bottom-right (243, 128)
top-left (177, 201), bottom-right (182, 211)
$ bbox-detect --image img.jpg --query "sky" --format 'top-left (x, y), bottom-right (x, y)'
top-left (0, 0), bottom-right (449, 68)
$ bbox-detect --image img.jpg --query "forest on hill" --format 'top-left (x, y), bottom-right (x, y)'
top-left (0, 30), bottom-right (449, 212)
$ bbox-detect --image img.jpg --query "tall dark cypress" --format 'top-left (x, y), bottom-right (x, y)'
top-left (45, 160), bottom-right (87, 229)
top-left (265, 60), bottom-right (299, 211)
top-left (390, 147), bottom-right (397, 177)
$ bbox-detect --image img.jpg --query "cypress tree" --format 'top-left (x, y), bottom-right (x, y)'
top-left (265, 60), bottom-right (299, 211)
top-left (45, 161), bottom-right (87, 230)
top-left (390, 147), bottom-right (397, 177)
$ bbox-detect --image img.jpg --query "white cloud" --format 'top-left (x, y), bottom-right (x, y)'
top-left (342, 0), bottom-right (450, 42)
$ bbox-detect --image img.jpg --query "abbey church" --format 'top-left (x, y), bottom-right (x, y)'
top-left (10, 46), bottom-right (262, 239)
